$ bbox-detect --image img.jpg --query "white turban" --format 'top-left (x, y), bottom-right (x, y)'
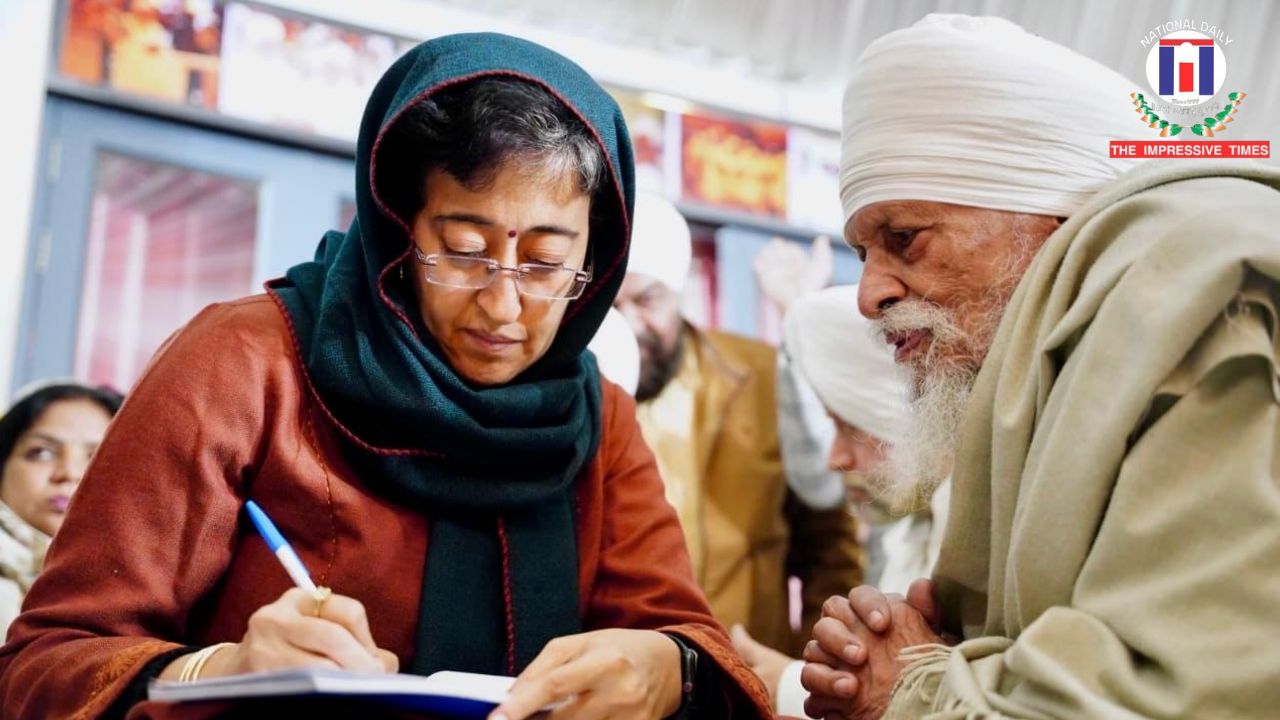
top-left (588, 307), bottom-right (640, 395)
top-left (840, 14), bottom-right (1140, 222)
top-left (626, 193), bottom-right (691, 293)
top-left (783, 285), bottom-right (906, 442)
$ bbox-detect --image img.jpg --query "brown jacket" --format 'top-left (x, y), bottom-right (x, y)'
top-left (643, 326), bottom-right (863, 656)
top-left (0, 296), bottom-right (771, 719)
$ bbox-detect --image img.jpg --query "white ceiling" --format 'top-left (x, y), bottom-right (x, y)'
top-left (427, 0), bottom-right (1279, 139)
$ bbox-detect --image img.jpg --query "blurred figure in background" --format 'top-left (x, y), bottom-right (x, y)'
top-left (587, 307), bottom-right (641, 396)
top-left (613, 193), bottom-right (863, 659)
top-left (751, 235), bottom-right (840, 507)
top-left (751, 234), bottom-right (925, 589)
top-left (0, 381), bottom-right (123, 636)
top-left (758, 243), bottom-right (950, 598)
top-left (735, 285), bottom-right (933, 716)
top-left (780, 284), bottom-right (947, 599)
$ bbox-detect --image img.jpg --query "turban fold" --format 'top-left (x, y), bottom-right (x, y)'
top-left (783, 285), bottom-right (906, 442)
top-left (626, 193), bottom-right (692, 292)
top-left (840, 14), bottom-right (1140, 222)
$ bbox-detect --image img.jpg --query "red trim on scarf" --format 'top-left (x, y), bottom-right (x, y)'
top-left (264, 284), bottom-right (444, 458)
top-left (496, 516), bottom-right (517, 676)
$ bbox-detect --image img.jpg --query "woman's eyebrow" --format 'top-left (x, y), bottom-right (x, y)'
top-left (433, 215), bottom-right (579, 239)
top-left (524, 224), bottom-right (580, 239)
top-left (433, 212), bottom-right (494, 227)
top-left (20, 432), bottom-right (65, 447)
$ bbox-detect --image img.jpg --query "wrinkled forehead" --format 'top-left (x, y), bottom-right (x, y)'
top-left (844, 199), bottom-right (948, 245)
top-left (845, 197), bottom-right (1021, 247)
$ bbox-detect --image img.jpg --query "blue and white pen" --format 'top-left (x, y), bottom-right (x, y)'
top-left (245, 500), bottom-right (317, 593)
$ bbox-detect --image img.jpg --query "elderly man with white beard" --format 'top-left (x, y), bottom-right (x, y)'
top-left (800, 14), bottom-right (1280, 720)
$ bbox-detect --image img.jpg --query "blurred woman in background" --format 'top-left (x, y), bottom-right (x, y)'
top-left (0, 382), bottom-right (123, 636)
top-left (735, 285), bottom-right (949, 717)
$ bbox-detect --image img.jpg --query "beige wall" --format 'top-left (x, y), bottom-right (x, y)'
top-left (0, 0), bottom-right (56, 406)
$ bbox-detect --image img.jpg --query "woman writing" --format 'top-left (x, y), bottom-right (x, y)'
top-left (0, 34), bottom-right (770, 720)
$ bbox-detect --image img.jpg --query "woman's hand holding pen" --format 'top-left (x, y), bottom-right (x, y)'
top-left (225, 587), bottom-right (399, 675)
top-left (160, 587), bottom-right (399, 680)
top-left (159, 500), bottom-right (398, 680)
top-left (490, 629), bottom-right (681, 720)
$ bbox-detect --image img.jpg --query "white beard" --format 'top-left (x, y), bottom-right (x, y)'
top-left (870, 301), bottom-right (978, 514)
top-left (880, 360), bottom-right (974, 513)
top-left (867, 229), bottom-right (1036, 513)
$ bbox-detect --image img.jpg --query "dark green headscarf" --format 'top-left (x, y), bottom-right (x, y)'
top-left (267, 33), bottom-right (634, 676)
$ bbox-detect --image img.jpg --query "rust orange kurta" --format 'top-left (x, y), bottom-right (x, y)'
top-left (0, 295), bottom-right (771, 719)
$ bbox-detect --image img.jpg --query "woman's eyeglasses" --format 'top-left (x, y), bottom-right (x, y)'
top-left (413, 247), bottom-right (592, 300)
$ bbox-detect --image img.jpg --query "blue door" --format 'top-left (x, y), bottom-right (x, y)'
top-left (13, 97), bottom-right (355, 393)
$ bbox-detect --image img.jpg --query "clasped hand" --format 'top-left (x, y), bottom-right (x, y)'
top-left (800, 579), bottom-right (949, 720)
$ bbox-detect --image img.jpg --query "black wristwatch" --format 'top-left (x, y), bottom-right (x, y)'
top-left (662, 632), bottom-right (699, 718)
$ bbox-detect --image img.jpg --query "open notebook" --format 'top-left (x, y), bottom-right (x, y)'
top-left (149, 668), bottom-right (515, 716)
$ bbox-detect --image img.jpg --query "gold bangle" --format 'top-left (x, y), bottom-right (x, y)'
top-left (178, 642), bottom-right (235, 683)
top-left (187, 642), bottom-right (234, 682)
top-left (177, 646), bottom-right (207, 683)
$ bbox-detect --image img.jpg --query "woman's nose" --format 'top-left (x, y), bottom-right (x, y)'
top-left (51, 449), bottom-right (92, 486)
top-left (476, 274), bottom-right (523, 324)
top-left (50, 460), bottom-right (76, 486)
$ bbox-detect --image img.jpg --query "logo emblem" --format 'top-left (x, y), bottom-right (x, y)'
top-left (1145, 30), bottom-right (1226, 106)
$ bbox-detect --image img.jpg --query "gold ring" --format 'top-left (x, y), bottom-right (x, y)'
top-left (312, 586), bottom-right (332, 618)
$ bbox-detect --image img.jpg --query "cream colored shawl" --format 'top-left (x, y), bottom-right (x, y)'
top-left (887, 161), bottom-right (1280, 719)
top-left (0, 500), bottom-right (49, 637)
